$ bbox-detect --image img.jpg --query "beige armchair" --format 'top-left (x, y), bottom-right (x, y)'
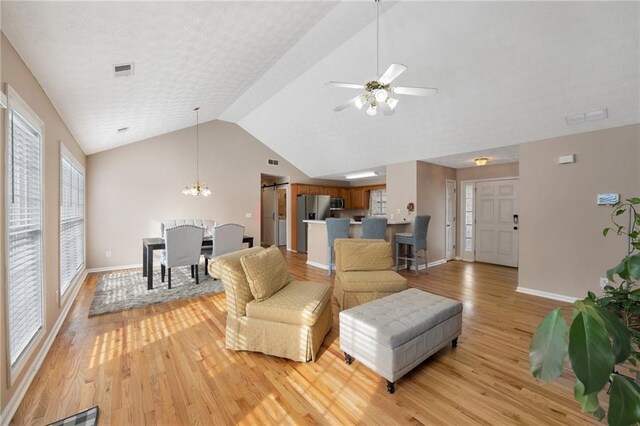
top-left (209, 246), bottom-right (333, 362)
top-left (333, 238), bottom-right (408, 310)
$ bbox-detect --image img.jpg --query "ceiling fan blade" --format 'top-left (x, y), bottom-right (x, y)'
top-left (393, 86), bottom-right (438, 96)
top-left (326, 81), bottom-right (365, 90)
top-left (378, 102), bottom-right (395, 116)
top-left (379, 63), bottom-right (407, 84)
top-left (333, 97), bottom-right (359, 112)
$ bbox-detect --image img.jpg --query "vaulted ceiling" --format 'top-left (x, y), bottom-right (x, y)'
top-left (3, 1), bottom-right (639, 178)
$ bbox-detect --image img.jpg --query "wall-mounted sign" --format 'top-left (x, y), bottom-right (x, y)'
top-left (597, 193), bottom-right (619, 205)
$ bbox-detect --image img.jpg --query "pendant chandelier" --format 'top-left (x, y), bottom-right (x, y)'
top-left (182, 107), bottom-right (211, 197)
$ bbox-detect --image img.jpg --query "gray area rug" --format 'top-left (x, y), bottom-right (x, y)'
top-left (89, 266), bottom-right (224, 317)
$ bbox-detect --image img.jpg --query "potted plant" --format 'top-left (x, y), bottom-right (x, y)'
top-left (529, 197), bottom-right (640, 425)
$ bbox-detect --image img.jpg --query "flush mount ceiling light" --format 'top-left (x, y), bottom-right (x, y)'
top-left (328, 0), bottom-right (438, 116)
top-left (474, 157), bottom-right (489, 166)
top-left (182, 107), bottom-right (211, 197)
top-left (345, 171), bottom-right (378, 179)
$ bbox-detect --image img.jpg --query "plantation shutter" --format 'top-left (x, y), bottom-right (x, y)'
top-left (60, 153), bottom-right (84, 295)
top-left (7, 107), bottom-right (44, 367)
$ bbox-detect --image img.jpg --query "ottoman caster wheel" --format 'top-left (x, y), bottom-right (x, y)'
top-left (452, 337), bottom-right (459, 348)
top-left (344, 353), bottom-right (354, 365)
top-left (386, 380), bottom-right (395, 394)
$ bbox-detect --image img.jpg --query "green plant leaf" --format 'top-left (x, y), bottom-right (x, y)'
top-left (592, 306), bottom-right (631, 364)
top-left (573, 380), bottom-right (600, 413)
top-left (529, 308), bottom-right (568, 383)
top-left (615, 208), bottom-right (627, 216)
top-left (627, 197), bottom-right (640, 204)
top-left (608, 260), bottom-right (630, 282)
top-left (608, 374), bottom-right (640, 426)
top-left (603, 227), bottom-right (611, 237)
top-left (627, 253), bottom-right (640, 280)
top-left (568, 311), bottom-right (615, 394)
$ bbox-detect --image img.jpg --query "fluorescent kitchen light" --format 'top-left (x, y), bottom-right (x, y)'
top-left (345, 171), bottom-right (378, 180)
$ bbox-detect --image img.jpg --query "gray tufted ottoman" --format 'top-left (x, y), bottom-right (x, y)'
top-left (339, 288), bottom-right (463, 393)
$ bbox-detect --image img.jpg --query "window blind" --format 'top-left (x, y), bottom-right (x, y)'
top-left (60, 153), bottom-right (84, 295)
top-left (7, 108), bottom-right (43, 367)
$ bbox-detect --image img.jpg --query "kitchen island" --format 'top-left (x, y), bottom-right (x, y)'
top-left (303, 219), bottom-right (411, 270)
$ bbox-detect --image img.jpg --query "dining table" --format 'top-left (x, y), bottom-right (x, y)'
top-left (142, 235), bottom-right (254, 289)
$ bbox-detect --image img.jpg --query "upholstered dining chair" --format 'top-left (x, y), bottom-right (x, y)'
top-left (161, 225), bottom-right (205, 288)
top-left (203, 223), bottom-right (245, 275)
top-left (326, 218), bottom-right (351, 276)
top-left (394, 215), bottom-right (431, 276)
top-left (362, 217), bottom-right (388, 239)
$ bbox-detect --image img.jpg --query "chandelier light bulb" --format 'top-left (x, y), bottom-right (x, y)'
top-left (374, 89), bottom-right (388, 103)
top-left (355, 95), bottom-right (366, 110)
top-left (366, 104), bottom-right (378, 116)
top-left (387, 97), bottom-right (399, 110)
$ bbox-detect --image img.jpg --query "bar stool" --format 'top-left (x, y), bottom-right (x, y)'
top-left (326, 218), bottom-right (350, 276)
top-left (395, 215), bottom-right (431, 276)
top-left (362, 217), bottom-right (388, 239)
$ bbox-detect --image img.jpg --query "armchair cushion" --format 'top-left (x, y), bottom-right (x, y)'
top-left (337, 270), bottom-right (408, 292)
top-left (335, 238), bottom-right (394, 272)
top-left (240, 246), bottom-right (292, 302)
top-left (246, 281), bottom-right (332, 327)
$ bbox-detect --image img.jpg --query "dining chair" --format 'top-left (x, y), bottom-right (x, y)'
top-left (160, 225), bottom-right (205, 288)
top-left (326, 218), bottom-right (351, 276)
top-left (362, 217), bottom-right (388, 239)
top-left (394, 215), bottom-right (431, 276)
top-left (203, 223), bottom-right (245, 275)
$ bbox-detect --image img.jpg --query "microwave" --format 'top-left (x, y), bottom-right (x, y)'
top-left (330, 198), bottom-right (345, 210)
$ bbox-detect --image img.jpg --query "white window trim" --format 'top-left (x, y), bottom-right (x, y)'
top-left (4, 84), bottom-right (46, 386)
top-left (59, 143), bottom-right (85, 307)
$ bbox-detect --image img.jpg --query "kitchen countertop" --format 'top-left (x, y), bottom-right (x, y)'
top-left (303, 219), bottom-right (410, 225)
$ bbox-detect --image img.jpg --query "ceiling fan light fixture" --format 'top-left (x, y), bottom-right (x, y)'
top-left (374, 88), bottom-right (388, 103)
top-left (366, 103), bottom-right (378, 116)
top-left (387, 97), bottom-right (399, 110)
top-left (355, 95), bottom-right (366, 110)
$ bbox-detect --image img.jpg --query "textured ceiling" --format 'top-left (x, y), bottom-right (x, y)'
top-left (2, 1), bottom-right (639, 178)
top-left (238, 1), bottom-right (640, 177)
top-left (1, 1), bottom-right (338, 154)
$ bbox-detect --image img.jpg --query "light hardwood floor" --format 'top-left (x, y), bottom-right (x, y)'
top-left (11, 252), bottom-right (600, 425)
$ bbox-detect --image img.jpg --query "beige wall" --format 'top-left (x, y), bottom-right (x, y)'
top-left (1, 33), bottom-right (86, 416)
top-left (456, 162), bottom-right (519, 182)
top-left (519, 124), bottom-right (640, 298)
top-left (417, 161), bottom-right (457, 263)
top-left (386, 161), bottom-right (417, 222)
top-left (86, 119), bottom-right (334, 269)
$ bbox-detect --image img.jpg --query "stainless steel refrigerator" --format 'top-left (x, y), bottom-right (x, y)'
top-left (297, 195), bottom-right (330, 253)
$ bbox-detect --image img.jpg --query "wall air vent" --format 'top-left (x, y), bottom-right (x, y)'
top-left (268, 159), bottom-right (279, 165)
top-left (114, 62), bottom-right (134, 78)
top-left (117, 127), bottom-right (129, 133)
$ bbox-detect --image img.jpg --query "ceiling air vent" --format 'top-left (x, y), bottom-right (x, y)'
top-left (268, 159), bottom-right (279, 166)
top-left (114, 62), bottom-right (134, 78)
top-left (117, 127), bottom-right (129, 133)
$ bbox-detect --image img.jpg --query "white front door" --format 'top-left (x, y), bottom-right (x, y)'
top-left (475, 179), bottom-right (519, 267)
top-left (445, 180), bottom-right (456, 260)
top-left (261, 187), bottom-right (277, 246)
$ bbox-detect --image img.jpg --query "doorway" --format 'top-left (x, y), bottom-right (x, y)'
top-left (261, 174), bottom-right (288, 247)
top-left (445, 180), bottom-right (456, 261)
top-left (459, 178), bottom-right (519, 267)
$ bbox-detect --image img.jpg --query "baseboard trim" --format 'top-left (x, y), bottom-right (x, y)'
top-left (86, 263), bottom-right (142, 273)
top-left (0, 269), bottom-right (86, 426)
top-left (306, 260), bottom-right (329, 270)
top-left (516, 287), bottom-right (578, 304)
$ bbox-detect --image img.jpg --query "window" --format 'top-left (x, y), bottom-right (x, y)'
top-left (60, 148), bottom-right (84, 296)
top-left (370, 189), bottom-right (387, 216)
top-left (462, 182), bottom-right (475, 261)
top-left (6, 88), bottom-right (44, 375)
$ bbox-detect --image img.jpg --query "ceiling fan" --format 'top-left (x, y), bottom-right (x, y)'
top-left (327, 0), bottom-right (438, 116)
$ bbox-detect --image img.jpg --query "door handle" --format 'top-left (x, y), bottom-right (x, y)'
top-left (513, 214), bottom-right (519, 224)
top-left (273, 212), bottom-right (276, 221)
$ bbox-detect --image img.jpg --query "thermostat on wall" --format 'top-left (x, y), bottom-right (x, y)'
top-left (597, 194), bottom-right (619, 205)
